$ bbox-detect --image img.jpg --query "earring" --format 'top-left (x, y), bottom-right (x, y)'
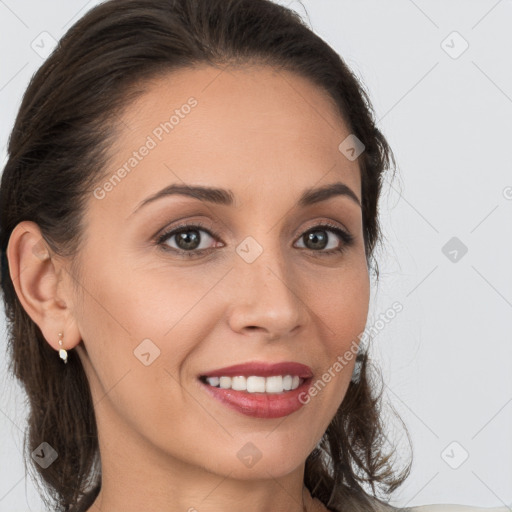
top-left (58, 332), bottom-right (68, 364)
top-left (351, 355), bottom-right (363, 384)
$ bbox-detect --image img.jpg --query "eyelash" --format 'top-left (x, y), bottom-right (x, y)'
top-left (155, 221), bottom-right (355, 259)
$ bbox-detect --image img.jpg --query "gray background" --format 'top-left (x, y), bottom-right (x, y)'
top-left (1, 0), bottom-right (511, 510)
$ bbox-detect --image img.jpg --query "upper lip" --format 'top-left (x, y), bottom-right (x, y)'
top-left (200, 361), bottom-right (313, 379)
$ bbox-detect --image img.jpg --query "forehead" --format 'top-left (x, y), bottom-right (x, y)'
top-left (92, 64), bottom-right (361, 218)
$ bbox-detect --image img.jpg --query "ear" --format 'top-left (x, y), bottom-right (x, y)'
top-left (6, 221), bottom-right (82, 354)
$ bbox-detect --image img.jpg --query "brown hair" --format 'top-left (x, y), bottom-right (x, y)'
top-left (0, 1), bottom-right (412, 511)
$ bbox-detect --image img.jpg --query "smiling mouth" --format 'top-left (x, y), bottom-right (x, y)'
top-left (198, 374), bottom-right (307, 393)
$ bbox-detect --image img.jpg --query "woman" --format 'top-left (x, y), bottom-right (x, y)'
top-left (0, 1), bottom-right (507, 511)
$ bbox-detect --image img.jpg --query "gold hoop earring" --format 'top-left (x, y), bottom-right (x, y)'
top-left (58, 332), bottom-right (68, 364)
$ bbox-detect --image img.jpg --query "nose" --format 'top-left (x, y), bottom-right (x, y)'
top-left (226, 243), bottom-right (308, 340)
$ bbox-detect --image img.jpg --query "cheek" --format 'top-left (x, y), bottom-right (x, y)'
top-left (73, 251), bottom-right (223, 393)
top-left (302, 259), bottom-right (370, 345)
top-left (292, 265), bottom-right (369, 439)
top-left (297, 262), bottom-right (370, 407)
top-left (72, 260), bottom-right (196, 435)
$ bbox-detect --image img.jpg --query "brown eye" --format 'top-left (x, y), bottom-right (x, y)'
top-left (303, 229), bottom-right (329, 250)
top-left (295, 223), bottom-right (354, 255)
top-left (157, 222), bottom-right (221, 257)
top-left (171, 228), bottom-right (204, 251)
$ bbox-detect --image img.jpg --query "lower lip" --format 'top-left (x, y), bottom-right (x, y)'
top-left (199, 378), bottom-right (312, 419)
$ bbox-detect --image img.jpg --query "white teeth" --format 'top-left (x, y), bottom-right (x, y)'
top-left (282, 375), bottom-right (293, 391)
top-left (231, 376), bottom-right (246, 391)
top-left (265, 375), bottom-right (282, 393)
top-left (206, 376), bottom-right (220, 387)
top-left (219, 376), bottom-right (231, 389)
top-left (204, 375), bottom-right (303, 393)
top-left (247, 376), bottom-right (266, 393)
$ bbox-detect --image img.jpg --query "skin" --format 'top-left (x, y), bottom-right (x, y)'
top-left (8, 65), bottom-right (370, 512)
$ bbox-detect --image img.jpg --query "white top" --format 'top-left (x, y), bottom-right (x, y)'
top-left (409, 504), bottom-right (511, 512)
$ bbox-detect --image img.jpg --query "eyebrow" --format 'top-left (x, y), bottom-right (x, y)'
top-left (130, 181), bottom-right (361, 217)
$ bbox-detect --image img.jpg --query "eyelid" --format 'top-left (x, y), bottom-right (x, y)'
top-left (298, 218), bottom-right (350, 238)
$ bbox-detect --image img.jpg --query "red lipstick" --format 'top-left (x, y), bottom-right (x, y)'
top-left (198, 361), bottom-right (313, 419)
top-left (200, 361), bottom-right (313, 379)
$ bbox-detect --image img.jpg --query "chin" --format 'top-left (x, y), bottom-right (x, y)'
top-left (212, 438), bottom-right (309, 480)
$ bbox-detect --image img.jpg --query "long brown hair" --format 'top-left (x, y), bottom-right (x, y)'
top-left (0, 1), bottom-right (412, 511)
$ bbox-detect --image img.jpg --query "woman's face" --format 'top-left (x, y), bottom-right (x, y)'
top-left (71, 65), bottom-right (370, 480)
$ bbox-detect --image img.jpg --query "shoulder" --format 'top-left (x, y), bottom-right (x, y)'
top-left (407, 504), bottom-right (512, 512)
